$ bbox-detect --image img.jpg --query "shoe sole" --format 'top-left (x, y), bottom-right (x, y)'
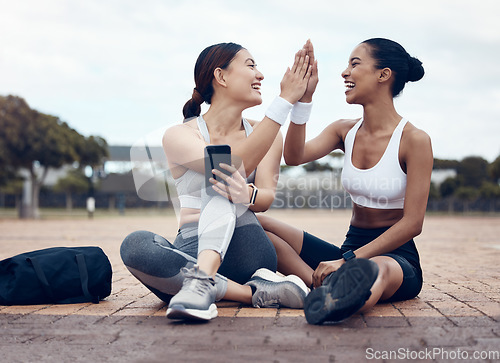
top-left (304, 259), bottom-right (379, 325)
top-left (252, 268), bottom-right (310, 295)
top-left (166, 303), bottom-right (218, 321)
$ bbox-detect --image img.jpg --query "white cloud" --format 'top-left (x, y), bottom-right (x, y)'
top-left (0, 0), bottom-right (499, 161)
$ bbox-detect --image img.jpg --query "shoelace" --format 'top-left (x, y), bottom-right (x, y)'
top-left (181, 267), bottom-right (215, 296)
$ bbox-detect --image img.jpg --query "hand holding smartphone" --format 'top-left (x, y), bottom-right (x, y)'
top-left (204, 145), bottom-right (232, 196)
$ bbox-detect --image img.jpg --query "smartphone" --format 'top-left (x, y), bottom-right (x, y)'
top-left (204, 145), bottom-right (232, 196)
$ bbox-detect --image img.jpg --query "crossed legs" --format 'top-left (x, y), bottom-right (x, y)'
top-left (258, 214), bottom-right (405, 313)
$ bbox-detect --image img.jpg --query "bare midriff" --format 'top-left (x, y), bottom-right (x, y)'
top-left (179, 208), bottom-right (201, 228)
top-left (350, 203), bottom-right (404, 229)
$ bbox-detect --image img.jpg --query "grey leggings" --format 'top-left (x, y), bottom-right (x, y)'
top-left (120, 208), bottom-right (278, 303)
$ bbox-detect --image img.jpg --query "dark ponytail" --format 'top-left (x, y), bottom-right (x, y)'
top-left (182, 88), bottom-right (204, 121)
top-left (362, 38), bottom-right (424, 97)
top-left (182, 42), bottom-right (244, 119)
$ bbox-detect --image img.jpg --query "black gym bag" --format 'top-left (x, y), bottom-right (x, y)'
top-left (0, 246), bottom-right (112, 305)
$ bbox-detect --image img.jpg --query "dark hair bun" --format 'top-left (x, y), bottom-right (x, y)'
top-left (407, 56), bottom-right (424, 82)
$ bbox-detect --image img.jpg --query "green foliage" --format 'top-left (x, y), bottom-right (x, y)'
top-left (0, 152), bottom-right (18, 187)
top-left (428, 182), bottom-right (440, 200)
top-left (303, 160), bottom-right (333, 172)
top-left (53, 169), bottom-right (89, 194)
top-left (479, 181), bottom-right (500, 199)
top-left (433, 158), bottom-right (460, 170)
top-left (456, 156), bottom-right (489, 188)
top-left (439, 177), bottom-right (460, 198)
top-left (0, 178), bottom-right (23, 195)
top-left (489, 155), bottom-right (500, 183)
top-left (0, 95), bottom-right (77, 169)
top-left (455, 186), bottom-right (479, 202)
top-left (0, 95), bottom-right (109, 171)
top-left (79, 136), bottom-right (109, 167)
top-left (0, 94), bottom-right (109, 218)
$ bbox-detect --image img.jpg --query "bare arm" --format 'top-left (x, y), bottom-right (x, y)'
top-left (163, 48), bottom-right (312, 177)
top-left (249, 130), bottom-right (283, 212)
top-left (284, 119), bottom-right (356, 166)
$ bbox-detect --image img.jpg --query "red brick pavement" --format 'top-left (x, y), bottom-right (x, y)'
top-left (0, 210), bottom-right (499, 362)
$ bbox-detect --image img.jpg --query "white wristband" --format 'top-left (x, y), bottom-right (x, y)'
top-left (291, 101), bottom-right (313, 125)
top-left (265, 96), bottom-right (293, 126)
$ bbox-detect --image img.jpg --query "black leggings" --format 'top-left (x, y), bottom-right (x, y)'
top-left (299, 225), bottom-right (423, 302)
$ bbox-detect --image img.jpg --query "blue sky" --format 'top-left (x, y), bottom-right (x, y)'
top-left (1, 0), bottom-right (499, 162)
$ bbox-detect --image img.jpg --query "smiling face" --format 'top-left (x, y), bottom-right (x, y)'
top-left (220, 49), bottom-right (264, 107)
top-left (341, 44), bottom-right (382, 105)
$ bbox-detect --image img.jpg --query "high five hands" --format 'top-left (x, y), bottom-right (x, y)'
top-left (279, 40), bottom-right (319, 105)
top-left (299, 39), bottom-right (319, 103)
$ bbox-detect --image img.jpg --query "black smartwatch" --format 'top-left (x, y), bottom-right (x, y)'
top-left (342, 250), bottom-right (356, 262)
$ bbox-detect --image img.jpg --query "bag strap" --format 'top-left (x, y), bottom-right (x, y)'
top-left (76, 254), bottom-right (99, 304)
top-left (27, 257), bottom-right (56, 302)
top-left (29, 254), bottom-right (100, 304)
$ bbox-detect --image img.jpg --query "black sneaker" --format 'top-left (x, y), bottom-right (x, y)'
top-left (304, 258), bottom-right (379, 325)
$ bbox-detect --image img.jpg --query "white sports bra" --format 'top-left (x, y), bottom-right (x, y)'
top-left (341, 118), bottom-right (408, 209)
top-left (174, 116), bottom-right (255, 209)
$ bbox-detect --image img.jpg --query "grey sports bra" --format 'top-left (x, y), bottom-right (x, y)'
top-left (174, 116), bottom-right (255, 209)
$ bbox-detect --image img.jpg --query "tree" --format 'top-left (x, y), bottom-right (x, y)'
top-left (433, 158), bottom-right (460, 170)
top-left (479, 181), bottom-right (500, 212)
top-left (0, 143), bottom-right (18, 187)
top-left (455, 186), bottom-right (479, 213)
top-left (457, 156), bottom-right (489, 188)
top-left (428, 182), bottom-right (440, 200)
top-left (53, 169), bottom-right (90, 211)
top-left (303, 160), bottom-right (334, 172)
top-left (489, 155), bottom-right (500, 184)
top-left (439, 177), bottom-right (460, 198)
top-left (79, 135), bottom-right (109, 168)
top-left (0, 95), bottom-right (108, 218)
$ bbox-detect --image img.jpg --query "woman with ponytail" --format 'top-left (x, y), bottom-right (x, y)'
top-left (258, 38), bottom-right (432, 324)
top-left (121, 41), bottom-right (318, 321)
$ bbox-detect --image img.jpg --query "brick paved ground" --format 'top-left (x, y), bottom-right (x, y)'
top-left (1, 209), bottom-right (499, 362)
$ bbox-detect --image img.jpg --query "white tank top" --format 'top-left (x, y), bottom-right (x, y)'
top-left (341, 118), bottom-right (408, 209)
top-left (174, 116), bottom-right (255, 209)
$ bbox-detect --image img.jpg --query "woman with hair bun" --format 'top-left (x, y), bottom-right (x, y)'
top-left (120, 41), bottom-right (318, 321)
top-left (258, 38), bottom-right (432, 324)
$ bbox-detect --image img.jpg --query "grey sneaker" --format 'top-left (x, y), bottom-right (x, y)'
top-left (245, 268), bottom-right (309, 309)
top-left (166, 265), bottom-right (218, 321)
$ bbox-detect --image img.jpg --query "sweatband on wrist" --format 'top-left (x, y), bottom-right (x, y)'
top-left (265, 96), bottom-right (293, 126)
top-left (291, 101), bottom-right (313, 125)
